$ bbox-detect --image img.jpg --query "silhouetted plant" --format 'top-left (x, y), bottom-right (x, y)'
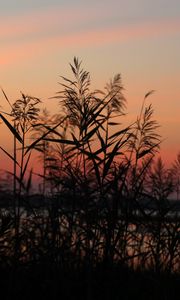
top-left (30, 108), bottom-right (61, 195)
top-left (171, 152), bottom-right (180, 200)
top-left (0, 58), bottom-right (179, 300)
top-left (38, 58), bottom-right (166, 270)
top-left (8, 93), bottom-right (41, 261)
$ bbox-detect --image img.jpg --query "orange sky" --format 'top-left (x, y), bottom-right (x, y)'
top-left (0, 0), bottom-right (180, 175)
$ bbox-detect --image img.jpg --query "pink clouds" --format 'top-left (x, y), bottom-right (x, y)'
top-left (0, 16), bottom-right (180, 66)
top-left (0, 6), bottom-right (109, 41)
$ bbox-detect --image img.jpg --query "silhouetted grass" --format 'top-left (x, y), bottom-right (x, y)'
top-left (0, 57), bottom-right (180, 299)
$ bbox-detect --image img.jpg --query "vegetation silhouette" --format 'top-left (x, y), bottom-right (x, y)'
top-left (0, 57), bottom-right (180, 299)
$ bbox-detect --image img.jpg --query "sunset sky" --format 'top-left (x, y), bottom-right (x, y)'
top-left (0, 0), bottom-right (180, 170)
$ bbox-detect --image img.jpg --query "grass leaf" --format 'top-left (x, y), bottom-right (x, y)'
top-left (0, 113), bottom-right (22, 143)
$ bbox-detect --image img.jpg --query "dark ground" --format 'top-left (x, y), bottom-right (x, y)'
top-left (0, 262), bottom-right (180, 300)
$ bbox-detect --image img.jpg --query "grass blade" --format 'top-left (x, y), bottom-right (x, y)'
top-left (0, 146), bottom-right (20, 167)
top-left (0, 113), bottom-right (22, 143)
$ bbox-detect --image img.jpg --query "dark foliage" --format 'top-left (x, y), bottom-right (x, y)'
top-left (0, 58), bottom-right (179, 299)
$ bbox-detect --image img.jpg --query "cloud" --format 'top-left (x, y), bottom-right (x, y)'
top-left (0, 5), bottom-right (110, 41)
top-left (0, 18), bottom-right (179, 66)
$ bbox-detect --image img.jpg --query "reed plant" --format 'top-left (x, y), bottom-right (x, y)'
top-left (0, 58), bottom-right (179, 299)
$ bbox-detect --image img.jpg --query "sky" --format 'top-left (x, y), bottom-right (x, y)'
top-left (0, 0), bottom-right (180, 172)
